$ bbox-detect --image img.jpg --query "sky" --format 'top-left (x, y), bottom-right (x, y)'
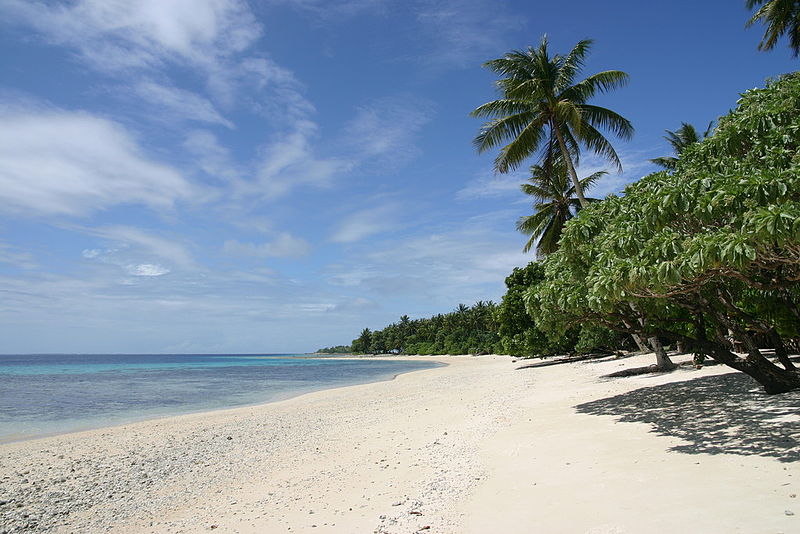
top-left (0, 0), bottom-right (795, 354)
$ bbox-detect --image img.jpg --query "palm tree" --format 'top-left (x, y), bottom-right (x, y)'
top-left (516, 159), bottom-right (606, 255)
top-left (747, 0), bottom-right (800, 56)
top-left (650, 121), bottom-right (714, 171)
top-left (471, 36), bottom-right (633, 208)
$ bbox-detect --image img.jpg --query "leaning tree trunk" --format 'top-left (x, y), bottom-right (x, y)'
top-left (648, 336), bottom-right (676, 371)
top-left (703, 341), bottom-right (800, 394)
top-left (552, 123), bottom-right (589, 208)
top-left (625, 303), bottom-right (676, 370)
top-left (631, 333), bottom-right (650, 353)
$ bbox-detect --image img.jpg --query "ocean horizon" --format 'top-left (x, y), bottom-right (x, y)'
top-left (0, 353), bottom-right (442, 443)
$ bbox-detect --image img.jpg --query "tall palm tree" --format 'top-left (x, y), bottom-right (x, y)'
top-left (471, 36), bottom-right (633, 208)
top-left (747, 0), bottom-right (800, 56)
top-left (650, 121), bottom-right (714, 171)
top-left (516, 159), bottom-right (605, 255)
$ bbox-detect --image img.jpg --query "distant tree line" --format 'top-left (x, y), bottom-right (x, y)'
top-left (315, 345), bottom-right (352, 354)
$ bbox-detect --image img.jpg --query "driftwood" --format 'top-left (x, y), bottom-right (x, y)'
top-left (515, 352), bottom-right (613, 370)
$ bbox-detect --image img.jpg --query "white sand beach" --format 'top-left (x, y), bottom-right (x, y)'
top-left (1, 353), bottom-right (798, 533)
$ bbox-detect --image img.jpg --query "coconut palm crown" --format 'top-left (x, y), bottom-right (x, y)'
top-left (650, 121), bottom-right (714, 171)
top-left (516, 159), bottom-right (605, 255)
top-left (471, 36), bottom-right (633, 208)
top-left (747, 0), bottom-right (800, 56)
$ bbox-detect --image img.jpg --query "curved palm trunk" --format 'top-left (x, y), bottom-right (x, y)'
top-left (552, 123), bottom-right (589, 209)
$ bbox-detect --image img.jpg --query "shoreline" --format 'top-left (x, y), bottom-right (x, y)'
top-left (0, 355), bottom-right (444, 445)
top-left (2, 353), bottom-right (797, 533)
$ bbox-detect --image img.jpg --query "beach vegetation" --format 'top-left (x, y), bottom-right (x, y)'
top-left (349, 302), bottom-right (501, 355)
top-left (528, 73), bottom-right (800, 393)
top-left (315, 345), bottom-right (352, 354)
top-left (649, 122), bottom-right (714, 171)
top-left (471, 36), bottom-right (633, 208)
top-left (517, 158), bottom-right (604, 255)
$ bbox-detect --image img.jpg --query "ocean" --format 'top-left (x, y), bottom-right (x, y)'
top-left (0, 353), bottom-right (442, 442)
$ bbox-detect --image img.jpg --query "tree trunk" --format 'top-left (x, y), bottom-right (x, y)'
top-left (631, 333), bottom-right (650, 353)
top-left (770, 329), bottom-right (795, 371)
top-left (693, 313), bottom-right (708, 366)
top-left (552, 123), bottom-right (589, 208)
top-left (705, 342), bottom-right (800, 395)
top-left (648, 336), bottom-right (676, 371)
top-left (655, 327), bottom-right (800, 395)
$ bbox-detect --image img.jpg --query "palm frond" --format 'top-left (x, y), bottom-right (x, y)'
top-left (554, 39), bottom-right (593, 93)
top-left (578, 122), bottom-right (624, 171)
top-left (562, 70), bottom-right (630, 104)
top-left (578, 104), bottom-right (635, 141)
top-left (746, 0), bottom-right (800, 56)
top-left (494, 118), bottom-right (547, 172)
top-left (473, 111), bottom-right (537, 152)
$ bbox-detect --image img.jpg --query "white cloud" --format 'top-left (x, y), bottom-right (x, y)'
top-left (183, 130), bottom-right (241, 183)
top-left (86, 226), bottom-right (197, 269)
top-left (331, 205), bottom-right (400, 243)
top-left (0, 108), bottom-right (200, 217)
top-left (415, 0), bottom-right (523, 68)
top-left (223, 233), bottom-right (311, 258)
top-left (266, 0), bottom-right (391, 20)
top-left (2, 0), bottom-right (262, 74)
top-left (456, 170), bottom-right (527, 200)
top-left (326, 212), bottom-right (530, 306)
top-left (249, 120), bottom-right (353, 198)
top-left (132, 80), bottom-right (235, 128)
top-left (127, 263), bottom-right (171, 277)
top-left (341, 96), bottom-right (433, 170)
top-left (0, 241), bottom-right (37, 269)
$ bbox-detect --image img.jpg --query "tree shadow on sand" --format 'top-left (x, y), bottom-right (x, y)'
top-left (575, 373), bottom-right (800, 462)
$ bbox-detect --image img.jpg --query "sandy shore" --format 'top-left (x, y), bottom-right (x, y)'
top-left (1, 353), bottom-right (798, 533)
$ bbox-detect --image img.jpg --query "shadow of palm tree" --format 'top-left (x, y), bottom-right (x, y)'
top-left (575, 372), bottom-right (800, 462)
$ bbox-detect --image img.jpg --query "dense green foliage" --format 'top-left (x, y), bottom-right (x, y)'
top-left (350, 307), bottom-right (501, 355)
top-left (315, 345), bottom-right (352, 354)
top-left (528, 73), bottom-right (800, 393)
top-left (471, 37), bottom-right (632, 208)
top-left (495, 262), bottom-right (576, 356)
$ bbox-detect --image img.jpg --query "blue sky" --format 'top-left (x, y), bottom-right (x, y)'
top-left (0, 0), bottom-right (795, 353)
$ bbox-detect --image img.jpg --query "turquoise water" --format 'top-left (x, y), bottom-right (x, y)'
top-left (0, 353), bottom-right (442, 442)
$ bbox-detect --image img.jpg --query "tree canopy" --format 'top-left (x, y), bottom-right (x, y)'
top-left (528, 73), bottom-right (800, 393)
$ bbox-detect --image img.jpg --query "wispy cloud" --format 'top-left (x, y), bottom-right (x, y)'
top-left (130, 80), bottom-right (235, 128)
top-left (0, 107), bottom-right (202, 217)
top-left (414, 0), bottom-right (523, 68)
top-left (2, 0), bottom-right (262, 76)
top-left (0, 241), bottom-right (38, 270)
top-left (223, 233), bottom-right (311, 258)
top-left (183, 129), bottom-right (242, 183)
top-left (326, 211), bottom-right (530, 306)
top-left (330, 204), bottom-right (401, 243)
top-left (265, 0), bottom-right (392, 21)
top-left (456, 169), bottom-right (527, 201)
top-left (84, 226), bottom-right (197, 269)
top-left (340, 95), bottom-right (434, 170)
top-left (248, 120), bottom-right (353, 199)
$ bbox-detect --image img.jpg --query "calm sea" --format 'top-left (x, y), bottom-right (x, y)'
top-left (0, 353), bottom-right (442, 442)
